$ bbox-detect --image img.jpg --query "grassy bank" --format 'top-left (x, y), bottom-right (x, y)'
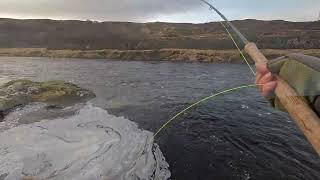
top-left (0, 48), bottom-right (319, 63)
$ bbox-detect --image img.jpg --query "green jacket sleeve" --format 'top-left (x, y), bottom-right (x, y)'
top-left (267, 53), bottom-right (320, 116)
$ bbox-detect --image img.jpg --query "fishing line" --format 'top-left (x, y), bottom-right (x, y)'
top-left (140, 1), bottom-right (261, 166)
top-left (204, 0), bottom-right (255, 76)
top-left (136, 84), bottom-right (259, 168)
top-left (219, 21), bottom-right (256, 76)
top-left (153, 84), bottom-right (257, 138)
top-left (139, 22), bottom-right (263, 166)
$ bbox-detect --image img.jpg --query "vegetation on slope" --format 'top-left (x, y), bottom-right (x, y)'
top-left (0, 18), bottom-right (319, 50)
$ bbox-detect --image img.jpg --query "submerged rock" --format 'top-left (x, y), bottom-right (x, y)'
top-left (0, 79), bottom-right (95, 120)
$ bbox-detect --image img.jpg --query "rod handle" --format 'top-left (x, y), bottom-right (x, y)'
top-left (244, 42), bottom-right (268, 64)
top-left (275, 76), bottom-right (320, 155)
top-left (244, 42), bottom-right (320, 155)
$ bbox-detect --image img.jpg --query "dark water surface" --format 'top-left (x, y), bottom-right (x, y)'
top-left (1, 57), bottom-right (319, 180)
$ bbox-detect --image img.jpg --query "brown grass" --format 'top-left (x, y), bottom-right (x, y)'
top-left (0, 48), bottom-right (319, 63)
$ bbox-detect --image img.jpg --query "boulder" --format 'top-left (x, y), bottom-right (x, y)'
top-left (0, 79), bottom-right (95, 120)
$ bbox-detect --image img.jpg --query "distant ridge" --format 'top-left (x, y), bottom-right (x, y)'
top-left (0, 18), bottom-right (319, 50)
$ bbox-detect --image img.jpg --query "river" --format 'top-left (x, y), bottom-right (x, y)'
top-left (0, 57), bottom-right (319, 180)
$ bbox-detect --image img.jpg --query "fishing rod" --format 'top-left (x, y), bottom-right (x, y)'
top-left (201, 0), bottom-right (248, 45)
top-left (201, 0), bottom-right (320, 155)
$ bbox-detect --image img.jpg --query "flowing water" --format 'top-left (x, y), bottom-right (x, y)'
top-left (0, 57), bottom-right (319, 180)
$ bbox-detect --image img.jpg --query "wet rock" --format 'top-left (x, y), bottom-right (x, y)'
top-left (0, 79), bottom-right (95, 120)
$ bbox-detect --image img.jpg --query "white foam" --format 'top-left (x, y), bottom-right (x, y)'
top-left (0, 104), bottom-right (171, 180)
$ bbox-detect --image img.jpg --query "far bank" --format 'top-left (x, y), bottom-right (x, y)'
top-left (0, 48), bottom-right (319, 63)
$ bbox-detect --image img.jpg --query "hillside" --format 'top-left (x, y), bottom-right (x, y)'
top-left (0, 18), bottom-right (320, 50)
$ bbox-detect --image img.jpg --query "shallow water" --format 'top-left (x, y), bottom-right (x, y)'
top-left (0, 57), bottom-right (319, 180)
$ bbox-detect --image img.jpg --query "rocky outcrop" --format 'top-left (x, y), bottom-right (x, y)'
top-left (0, 79), bottom-right (95, 120)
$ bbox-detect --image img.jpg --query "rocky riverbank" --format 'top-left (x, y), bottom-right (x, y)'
top-left (0, 48), bottom-right (319, 63)
top-left (0, 79), bottom-right (95, 122)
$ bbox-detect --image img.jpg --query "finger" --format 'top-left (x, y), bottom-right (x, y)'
top-left (262, 81), bottom-right (277, 97)
top-left (256, 72), bottom-right (272, 92)
top-left (259, 72), bottom-right (273, 85)
top-left (256, 74), bottom-right (263, 92)
top-left (255, 63), bottom-right (269, 76)
top-left (255, 72), bottom-right (262, 84)
top-left (255, 64), bottom-right (269, 85)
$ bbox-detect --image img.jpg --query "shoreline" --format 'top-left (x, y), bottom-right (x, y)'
top-left (0, 48), bottom-right (319, 63)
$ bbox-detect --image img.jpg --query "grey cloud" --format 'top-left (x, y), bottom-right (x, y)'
top-left (0, 0), bottom-right (203, 21)
top-left (0, 0), bottom-right (318, 22)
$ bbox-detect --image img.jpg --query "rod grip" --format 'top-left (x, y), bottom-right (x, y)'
top-left (275, 76), bottom-right (320, 155)
top-left (244, 42), bottom-right (268, 64)
top-left (244, 42), bottom-right (320, 155)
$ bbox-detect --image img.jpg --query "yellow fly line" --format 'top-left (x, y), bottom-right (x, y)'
top-left (219, 21), bottom-right (256, 76)
top-left (153, 84), bottom-right (257, 138)
top-left (152, 21), bottom-right (259, 139)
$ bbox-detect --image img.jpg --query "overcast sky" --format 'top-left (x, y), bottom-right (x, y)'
top-left (0, 0), bottom-right (319, 23)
